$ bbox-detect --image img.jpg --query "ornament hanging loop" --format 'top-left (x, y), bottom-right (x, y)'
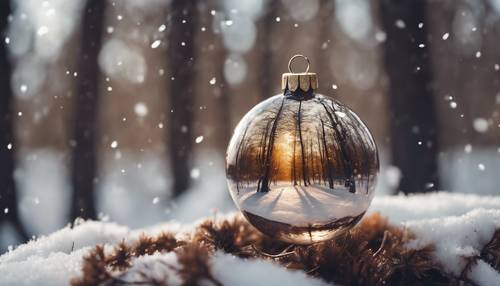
top-left (288, 54), bottom-right (310, 74)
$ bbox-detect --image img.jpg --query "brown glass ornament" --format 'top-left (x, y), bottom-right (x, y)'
top-left (226, 55), bottom-right (379, 244)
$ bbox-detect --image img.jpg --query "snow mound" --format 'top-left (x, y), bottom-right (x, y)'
top-left (1, 192), bottom-right (499, 285)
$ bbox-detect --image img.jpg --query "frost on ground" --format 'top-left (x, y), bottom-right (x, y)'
top-left (1, 192), bottom-right (500, 286)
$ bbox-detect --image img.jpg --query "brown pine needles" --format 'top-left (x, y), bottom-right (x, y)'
top-left (71, 213), bottom-right (500, 286)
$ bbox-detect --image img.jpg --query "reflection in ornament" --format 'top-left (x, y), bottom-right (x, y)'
top-left (226, 55), bottom-right (379, 244)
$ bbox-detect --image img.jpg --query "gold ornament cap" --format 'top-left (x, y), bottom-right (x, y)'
top-left (282, 54), bottom-right (318, 92)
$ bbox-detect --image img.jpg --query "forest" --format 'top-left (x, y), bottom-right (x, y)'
top-left (0, 0), bottom-right (498, 256)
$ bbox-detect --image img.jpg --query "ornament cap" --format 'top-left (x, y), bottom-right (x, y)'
top-left (282, 55), bottom-right (318, 92)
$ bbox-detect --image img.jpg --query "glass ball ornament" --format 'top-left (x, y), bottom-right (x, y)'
top-left (226, 55), bottom-right (379, 244)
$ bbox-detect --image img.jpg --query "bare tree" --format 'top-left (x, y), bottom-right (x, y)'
top-left (292, 114), bottom-right (298, 186)
top-left (256, 119), bottom-right (272, 191)
top-left (0, 0), bottom-right (29, 241)
top-left (380, 0), bottom-right (439, 194)
top-left (320, 119), bottom-right (334, 189)
top-left (297, 101), bottom-right (309, 186)
top-left (168, 0), bottom-right (198, 197)
top-left (70, 0), bottom-right (105, 220)
top-left (234, 124), bottom-right (250, 192)
top-left (258, 99), bottom-right (285, 192)
top-left (320, 100), bottom-right (355, 193)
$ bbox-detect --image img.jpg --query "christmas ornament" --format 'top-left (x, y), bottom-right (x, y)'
top-left (226, 55), bottom-right (379, 244)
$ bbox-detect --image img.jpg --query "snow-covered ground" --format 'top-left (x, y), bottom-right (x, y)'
top-left (1, 192), bottom-right (500, 285)
top-left (234, 183), bottom-right (371, 226)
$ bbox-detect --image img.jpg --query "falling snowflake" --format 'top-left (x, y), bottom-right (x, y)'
top-left (464, 144), bottom-right (472, 153)
top-left (37, 26), bottom-right (49, 36)
top-left (473, 118), bottom-right (488, 133)
top-left (151, 40), bottom-right (161, 49)
top-left (190, 168), bottom-right (200, 179)
top-left (134, 102), bottom-right (148, 117)
top-left (395, 19), bottom-right (405, 29)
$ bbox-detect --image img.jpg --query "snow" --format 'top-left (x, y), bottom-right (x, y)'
top-left (469, 260), bottom-right (500, 286)
top-left (235, 183), bottom-right (371, 225)
top-left (211, 252), bottom-right (328, 286)
top-left (224, 54), bottom-right (247, 85)
top-left (119, 252), bottom-right (182, 284)
top-left (370, 193), bottom-right (500, 285)
top-left (335, 0), bottom-right (373, 42)
top-left (404, 209), bottom-right (500, 275)
top-left (103, 250), bottom-right (329, 286)
top-left (473, 117), bottom-right (489, 133)
top-left (0, 220), bottom-right (130, 264)
top-left (0, 248), bottom-right (87, 286)
top-left (98, 38), bottom-right (147, 84)
top-left (439, 147), bottom-right (500, 195)
top-left (369, 192), bottom-right (500, 223)
top-left (1, 192), bottom-right (500, 285)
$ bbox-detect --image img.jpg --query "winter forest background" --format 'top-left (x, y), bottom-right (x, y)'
top-left (1, 0), bottom-right (499, 253)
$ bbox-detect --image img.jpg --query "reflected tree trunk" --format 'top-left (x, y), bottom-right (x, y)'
top-left (309, 139), bottom-right (315, 184)
top-left (292, 118), bottom-right (298, 186)
top-left (257, 120), bottom-right (272, 191)
top-left (320, 119), bottom-right (334, 189)
top-left (168, 0), bottom-right (198, 197)
top-left (320, 101), bottom-right (355, 193)
top-left (297, 101), bottom-right (309, 186)
top-left (0, 0), bottom-right (29, 241)
top-left (70, 0), bottom-right (105, 220)
top-left (380, 0), bottom-right (439, 194)
top-left (234, 124), bottom-right (250, 192)
top-left (259, 99), bottom-right (285, 192)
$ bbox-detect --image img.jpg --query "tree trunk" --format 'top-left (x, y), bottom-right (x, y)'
top-left (234, 124), bottom-right (250, 192)
top-left (215, 5), bottom-right (231, 150)
top-left (297, 101), bottom-right (309, 186)
top-left (320, 101), bottom-right (354, 193)
top-left (259, 0), bottom-right (278, 99)
top-left (380, 0), bottom-right (439, 194)
top-left (292, 118), bottom-right (298, 186)
top-left (70, 0), bottom-right (105, 220)
top-left (168, 0), bottom-right (198, 197)
top-left (0, 0), bottom-right (29, 241)
top-left (259, 99), bottom-right (285, 192)
top-left (320, 119), bottom-right (334, 189)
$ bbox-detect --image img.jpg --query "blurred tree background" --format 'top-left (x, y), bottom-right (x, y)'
top-left (0, 0), bottom-right (499, 250)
